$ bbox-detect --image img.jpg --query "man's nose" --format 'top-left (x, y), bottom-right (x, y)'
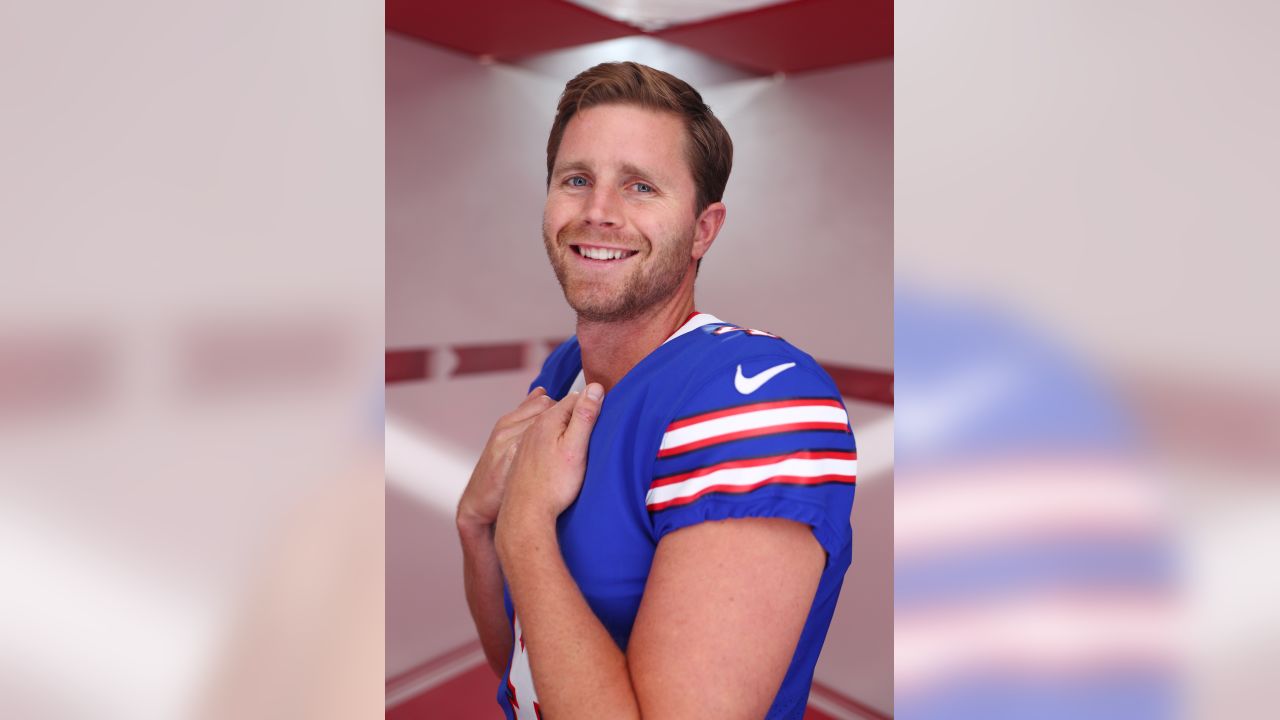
top-left (583, 185), bottom-right (622, 228)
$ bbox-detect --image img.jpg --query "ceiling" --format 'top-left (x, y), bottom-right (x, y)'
top-left (386, 0), bottom-right (893, 77)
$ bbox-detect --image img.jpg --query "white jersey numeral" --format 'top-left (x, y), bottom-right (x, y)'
top-left (507, 613), bottom-right (541, 719)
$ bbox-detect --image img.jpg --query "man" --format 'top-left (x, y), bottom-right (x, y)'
top-left (456, 62), bottom-right (858, 719)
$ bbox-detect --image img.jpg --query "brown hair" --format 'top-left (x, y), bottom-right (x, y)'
top-left (546, 62), bottom-right (733, 216)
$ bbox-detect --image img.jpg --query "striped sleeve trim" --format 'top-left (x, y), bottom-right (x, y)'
top-left (658, 398), bottom-right (850, 458)
top-left (646, 449), bottom-right (857, 512)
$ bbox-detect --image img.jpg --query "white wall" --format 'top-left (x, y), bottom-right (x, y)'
top-left (386, 36), bottom-right (572, 348)
top-left (701, 59), bottom-right (894, 368)
top-left (386, 32), bottom-right (893, 714)
top-left (387, 34), bottom-right (892, 363)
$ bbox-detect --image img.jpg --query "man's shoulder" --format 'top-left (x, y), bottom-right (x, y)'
top-left (677, 318), bottom-right (828, 379)
top-left (665, 318), bottom-right (843, 414)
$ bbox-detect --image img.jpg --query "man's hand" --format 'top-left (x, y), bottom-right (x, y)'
top-left (497, 383), bottom-right (604, 536)
top-left (457, 386), bottom-right (558, 676)
top-left (456, 386), bottom-right (557, 531)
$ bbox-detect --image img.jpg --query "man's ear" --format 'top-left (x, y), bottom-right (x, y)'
top-left (691, 201), bottom-right (726, 261)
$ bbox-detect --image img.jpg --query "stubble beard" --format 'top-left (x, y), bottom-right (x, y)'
top-left (543, 222), bottom-right (694, 324)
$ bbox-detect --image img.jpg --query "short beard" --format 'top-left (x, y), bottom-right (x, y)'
top-left (544, 223), bottom-right (693, 323)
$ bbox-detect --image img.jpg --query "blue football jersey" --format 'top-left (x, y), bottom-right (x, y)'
top-left (498, 313), bottom-right (858, 720)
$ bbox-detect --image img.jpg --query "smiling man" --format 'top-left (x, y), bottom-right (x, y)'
top-left (456, 62), bottom-right (858, 719)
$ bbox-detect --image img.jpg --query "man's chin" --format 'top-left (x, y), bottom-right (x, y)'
top-left (567, 299), bottom-right (630, 323)
top-left (563, 288), bottom-right (643, 323)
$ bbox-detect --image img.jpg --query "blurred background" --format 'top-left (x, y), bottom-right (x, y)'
top-left (384, 1), bottom-right (893, 718)
top-left (4, 1), bottom-right (1278, 719)
top-left (0, 2), bottom-right (384, 719)
top-left (895, 1), bottom-right (1280, 718)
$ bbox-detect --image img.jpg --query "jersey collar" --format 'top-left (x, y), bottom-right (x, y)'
top-left (663, 311), bottom-right (724, 345)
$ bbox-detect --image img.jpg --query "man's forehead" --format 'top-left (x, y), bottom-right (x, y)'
top-left (555, 105), bottom-right (690, 181)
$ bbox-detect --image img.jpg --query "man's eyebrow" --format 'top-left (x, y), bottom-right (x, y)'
top-left (619, 163), bottom-right (664, 183)
top-left (552, 161), bottom-right (591, 176)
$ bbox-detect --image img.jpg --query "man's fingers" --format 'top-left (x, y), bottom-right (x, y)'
top-left (506, 387), bottom-right (556, 423)
top-left (562, 383), bottom-right (604, 451)
top-left (528, 389), bottom-right (575, 431)
top-left (507, 407), bottom-right (553, 437)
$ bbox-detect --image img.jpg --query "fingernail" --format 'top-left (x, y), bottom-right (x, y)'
top-left (586, 383), bottom-right (603, 400)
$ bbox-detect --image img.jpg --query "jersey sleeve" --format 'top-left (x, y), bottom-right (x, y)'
top-left (647, 353), bottom-right (858, 559)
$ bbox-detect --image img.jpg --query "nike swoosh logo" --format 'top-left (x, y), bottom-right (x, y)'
top-left (735, 362), bottom-right (797, 394)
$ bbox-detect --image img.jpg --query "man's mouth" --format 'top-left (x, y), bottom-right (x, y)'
top-left (570, 244), bottom-right (640, 262)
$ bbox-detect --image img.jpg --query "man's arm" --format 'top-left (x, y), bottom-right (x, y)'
top-left (457, 387), bottom-right (556, 676)
top-left (496, 386), bottom-right (826, 719)
top-left (499, 513), bottom-right (823, 719)
top-left (498, 507), bottom-right (639, 717)
top-left (457, 520), bottom-right (513, 676)
top-left (628, 518), bottom-right (824, 718)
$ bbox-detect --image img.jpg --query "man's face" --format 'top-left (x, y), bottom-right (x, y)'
top-left (542, 104), bottom-right (701, 323)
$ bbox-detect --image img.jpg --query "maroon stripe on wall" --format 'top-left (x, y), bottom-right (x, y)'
top-left (452, 342), bottom-right (525, 377)
top-left (386, 349), bottom-right (431, 383)
top-left (386, 346), bottom-right (894, 407)
top-left (387, 0), bottom-right (635, 59)
top-left (820, 363), bottom-right (893, 406)
top-left (652, 0), bottom-right (893, 74)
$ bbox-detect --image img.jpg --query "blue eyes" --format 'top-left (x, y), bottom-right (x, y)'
top-left (563, 176), bottom-right (654, 193)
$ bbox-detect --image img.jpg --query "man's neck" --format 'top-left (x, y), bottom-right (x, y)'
top-left (576, 284), bottom-right (696, 394)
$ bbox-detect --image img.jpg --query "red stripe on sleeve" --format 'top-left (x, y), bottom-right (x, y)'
top-left (666, 397), bottom-right (845, 432)
top-left (658, 421), bottom-right (851, 458)
top-left (647, 474), bottom-right (857, 512)
top-left (650, 450), bottom-right (858, 489)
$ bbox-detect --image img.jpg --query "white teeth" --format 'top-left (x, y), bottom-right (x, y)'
top-left (579, 246), bottom-right (630, 260)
